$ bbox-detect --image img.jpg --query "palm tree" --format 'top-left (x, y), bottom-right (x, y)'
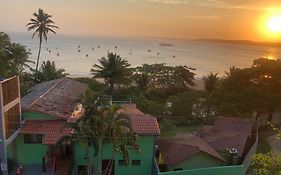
top-left (35, 61), bottom-right (68, 83)
top-left (26, 8), bottom-right (59, 72)
top-left (203, 73), bottom-right (219, 92)
top-left (91, 52), bottom-right (131, 95)
top-left (135, 72), bottom-right (150, 94)
top-left (65, 93), bottom-right (139, 175)
top-left (9, 43), bottom-right (34, 74)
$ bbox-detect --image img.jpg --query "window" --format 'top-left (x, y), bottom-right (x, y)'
top-left (24, 134), bottom-right (43, 144)
top-left (132, 160), bottom-right (141, 166)
top-left (118, 160), bottom-right (127, 166)
top-left (173, 168), bottom-right (183, 171)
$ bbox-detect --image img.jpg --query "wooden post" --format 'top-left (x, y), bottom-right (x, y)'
top-left (0, 81), bottom-right (8, 175)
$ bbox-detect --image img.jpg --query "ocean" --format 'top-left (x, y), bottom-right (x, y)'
top-left (8, 32), bottom-right (281, 78)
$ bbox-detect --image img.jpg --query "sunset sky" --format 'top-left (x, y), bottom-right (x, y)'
top-left (1, 0), bottom-right (281, 41)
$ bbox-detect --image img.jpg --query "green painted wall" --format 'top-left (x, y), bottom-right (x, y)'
top-left (16, 135), bottom-right (48, 164)
top-left (7, 142), bottom-right (14, 160)
top-left (14, 112), bottom-right (53, 164)
top-left (74, 136), bottom-right (155, 175)
top-left (22, 112), bottom-right (56, 120)
top-left (159, 165), bottom-right (244, 175)
top-left (170, 152), bottom-right (225, 171)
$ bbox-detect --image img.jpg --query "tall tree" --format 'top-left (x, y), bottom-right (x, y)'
top-left (0, 32), bottom-right (33, 77)
top-left (91, 52), bottom-right (131, 95)
top-left (0, 32), bottom-right (12, 76)
top-left (26, 8), bottom-right (59, 72)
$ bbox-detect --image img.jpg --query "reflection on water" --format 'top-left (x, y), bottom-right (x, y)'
top-left (8, 32), bottom-right (281, 78)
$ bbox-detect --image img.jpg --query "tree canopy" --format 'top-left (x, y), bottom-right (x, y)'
top-left (34, 60), bottom-right (68, 83)
top-left (208, 58), bottom-right (281, 117)
top-left (0, 32), bottom-right (32, 77)
top-left (134, 64), bottom-right (195, 91)
top-left (91, 52), bottom-right (131, 95)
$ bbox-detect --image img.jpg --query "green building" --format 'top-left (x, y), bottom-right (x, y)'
top-left (73, 104), bottom-right (160, 175)
top-left (11, 78), bottom-right (160, 175)
top-left (157, 135), bottom-right (227, 171)
top-left (156, 117), bottom-right (256, 175)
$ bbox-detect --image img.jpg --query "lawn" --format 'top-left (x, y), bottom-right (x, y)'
top-left (160, 124), bottom-right (202, 139)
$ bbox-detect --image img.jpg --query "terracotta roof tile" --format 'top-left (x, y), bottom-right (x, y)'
top-left (119, 104), bottom-right (160, 135)
top-left (130, 114), bottom-right (160, 135)
top-left (21, 119), bottom-right (71, 145)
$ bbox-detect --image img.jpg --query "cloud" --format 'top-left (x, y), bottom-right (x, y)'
top-left (147, 0), bottom-right (188, 5)
top-left (181, 14), bottom-right (222, 20)
top-left (146, 0), bottom-right (276, 11)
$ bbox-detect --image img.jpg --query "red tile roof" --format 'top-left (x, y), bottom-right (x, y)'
top-left (130, 114), bottom-right (160, 136)
top-left (119, 104), bottom-right (160, 136)
top-left (157, 135), bottom-right (227, 165)
top-left (21, 78), bottom-right (87, 120)
top-left (21, 120), bottom-right (71, 145)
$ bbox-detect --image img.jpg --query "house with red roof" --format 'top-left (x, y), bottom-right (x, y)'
top-left (8, 78), bottom-right (160, 175)
top-left (74, 103), bottom-right (160, 175)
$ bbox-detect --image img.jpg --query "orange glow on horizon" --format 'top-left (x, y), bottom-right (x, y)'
top-left (259, 9), bottom-right (281, 41)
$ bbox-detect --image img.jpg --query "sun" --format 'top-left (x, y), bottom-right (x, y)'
top-left (266, 15), bottom-right (281, 33)
top-left (259, 10), bottom-right (281, 41)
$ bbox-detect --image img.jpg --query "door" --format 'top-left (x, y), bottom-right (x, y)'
top-left (102, 159), bottom-right (115, 175)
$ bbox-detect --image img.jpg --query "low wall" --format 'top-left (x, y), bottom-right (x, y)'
top-left (158, 165), bottom-right (243, 175)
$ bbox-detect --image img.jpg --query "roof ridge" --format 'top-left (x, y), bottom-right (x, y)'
top-left (196, 137), bottom-right (227, 162)
top-left (28, 78), bottom-right (66, 109)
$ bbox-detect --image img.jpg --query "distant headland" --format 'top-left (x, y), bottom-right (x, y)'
top-left (193, 38), bottom-right (281, 47)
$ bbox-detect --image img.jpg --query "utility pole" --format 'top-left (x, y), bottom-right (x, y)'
top-left (0, 82), bottom-right (8, 175)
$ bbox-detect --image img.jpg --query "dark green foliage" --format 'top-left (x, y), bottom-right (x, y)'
top-left (0, 32), bottom-right (34, 96)
top-left (0, 32), bottom-right (32, 77)
top-left (203, 73), bottom-right (219, 92)
top-left (34, 61), bottom-right (68, 83)
top-left (112, 87), bottom-right (140, 101)
top-left (91, 52), bottom-right (131, 95)
top-left (133, 63), bottom-right (195, 91)
top-left (134, 96), bottom-right (167, 121)
top-left (0, 32), bottom-right (11, 77)
top-left (251, 153), bottom-right (281, 175)
top-left (134, 73), bottom-right (150, 93)
top-left (65, 93), bottom-right (139, 175)
top-left (208, 58), bottom-right (281, 117)
top-left (20, 72), bottom-right (34, 96)
top-left (27, 8), bottom-right (59, 72)
top-left (74, 77), bottom-right (106, 93)
top-left (169, 91), bottom-right (214, 125)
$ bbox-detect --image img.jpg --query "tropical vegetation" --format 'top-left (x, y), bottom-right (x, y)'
top-left (34, 60), bottom-right (68, 83)
top-left (66, 92), bottom-right (139, 175)
top-left (26, 8), bottom-right (59, 72)
top-left (91, 52), bottom-right (131, 96)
